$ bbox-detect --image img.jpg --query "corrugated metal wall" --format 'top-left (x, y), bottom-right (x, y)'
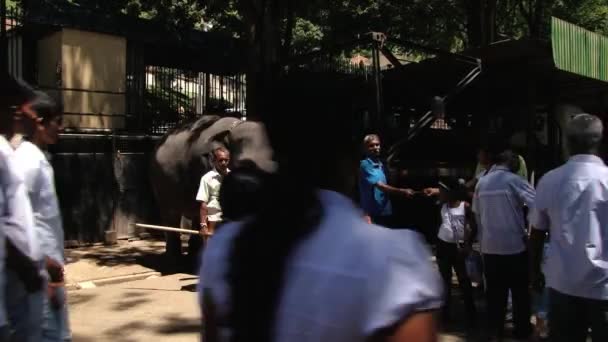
top-left (552, 16), bottom-right (608, 83)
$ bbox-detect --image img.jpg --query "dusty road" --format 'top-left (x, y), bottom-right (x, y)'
top-left (69, 274), bottom-right (200, 342)
top-left (68, 272), bottom-right (478, 342)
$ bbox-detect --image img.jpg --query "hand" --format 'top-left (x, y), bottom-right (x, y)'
top-left (363, 215), bottom-right (372, 224)
top-left (47, 283), bottom-right (65, 310)
top-left (199, 223), bottom-right (210, 237)
top-left (423, 188), bottom-right (440, 197)
top-left (400, 188), bottom-right (415, 198)
top-left (46, 257), bottom-right (64, 283)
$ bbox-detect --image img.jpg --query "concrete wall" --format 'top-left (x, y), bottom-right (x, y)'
top-left (37, 29), bottom-right (127, 130)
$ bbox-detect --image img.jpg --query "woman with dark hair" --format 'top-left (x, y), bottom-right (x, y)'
top-left (10, 89), bottom-right (71, 342)
top-left (218, 161), bottom-right (268, 223)
top-left (199, 83), bottom-right (443, 342)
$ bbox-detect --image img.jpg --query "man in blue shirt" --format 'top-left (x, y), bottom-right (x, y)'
top-left (359, 134), bottom-right (414, 226)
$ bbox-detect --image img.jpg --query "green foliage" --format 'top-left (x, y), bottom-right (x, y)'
top-left (551, 0), bottom-right (608, 35)
top-left (21, 0), bottom-right (608, 55)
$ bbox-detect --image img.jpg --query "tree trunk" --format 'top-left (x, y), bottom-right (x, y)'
top-left (530, 0), bottom-right (545, 38)
top-left (482, 0), bottom-right (497, 45)
top-left (242, 0), bottom-right (290, 121)
top-left (463, 0), bottom-right (497, 47)
top-left (464, 0), bottom-right (483, 47)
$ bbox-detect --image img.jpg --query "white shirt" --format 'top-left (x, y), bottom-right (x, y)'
top-left (531, 155), bottom-right (608, 300)
top-left (0, 136), bottom-right (36, 327)
top-left (199, 190), bottom-right (443, 342)
top-left (437, 202), bottom-right (466, 243)
top-left (196, 169), bottom-right (228, 222)
top-left (0, 136), bottom-right (38, 261)
top-left (473, 165), bottom-right (536, 255)
top-left (13, 140), bottom-right (65, 265)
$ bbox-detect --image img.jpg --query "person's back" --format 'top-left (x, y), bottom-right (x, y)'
top-left (199, 82), bottom-right (442, 342)
top-left (534, 155), bottom-right (608, 298)
top-left (201, 190), bottom-right (442, 341)
top-left (474, 164), bottom-right (534, 255)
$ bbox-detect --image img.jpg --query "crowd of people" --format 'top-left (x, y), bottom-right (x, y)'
top-left (2, 72), bottom-right (607, 342)
top-left (198, 84), bottom-right (607, 342)
top-left (0, 73), bottom-right (70, 341)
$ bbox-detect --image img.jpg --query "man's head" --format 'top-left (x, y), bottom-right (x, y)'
top-left (566, 114), bottom-right (603, 156)
top-left (0, 75), bottom-right (36, 135)
top-left (22, 91), bottom-right (64, 146)
top-left (363, 134), bottom-right (381, 158)
top-left (212, 146), bottom-right (231, 175)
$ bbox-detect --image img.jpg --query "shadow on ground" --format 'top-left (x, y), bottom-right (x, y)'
top-left (97, 314), bottom-right (201, 341)
top-left (66, 238), bottom-right (202, 275)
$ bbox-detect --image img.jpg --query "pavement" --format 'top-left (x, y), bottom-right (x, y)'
top-left (64, 238), bottom-right (522, 342)
top-left (65, 239), bottom-right (176, 290)
top-left (69, 274), bottom-right (200, 342)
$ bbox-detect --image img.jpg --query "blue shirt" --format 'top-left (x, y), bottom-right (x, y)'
top-left (532, 155), bottom-right (608, 300)
top-left (473, 165), bottom-right (536, 255)
top-left (199, 190), bottom-right (443, 341)
top-left (359, 158), bottom-right (392, 217)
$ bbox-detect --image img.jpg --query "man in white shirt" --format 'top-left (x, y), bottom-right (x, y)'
top-left (530, 114), bottom-right (608, 342)
top-left (0, 76), bottom-right (43, 342)
top-left (197, 147), bottom-right (230, 239)
top-left (473, 148), bottom-right (535, 340)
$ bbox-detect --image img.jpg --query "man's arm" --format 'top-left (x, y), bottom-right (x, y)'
top-left (200, 202), bottom-right (208, 227)
top-left (376, 182), bottom-right (414, 197)
top-left (360, 161), bottom-right (414, 197)
top-left (196, 176), bottom-right (210, 233)
top-left (512, 177), bottom-right (536, 209)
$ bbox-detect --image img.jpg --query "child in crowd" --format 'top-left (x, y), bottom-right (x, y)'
top-left (435, 177), bottom-right (477, 330)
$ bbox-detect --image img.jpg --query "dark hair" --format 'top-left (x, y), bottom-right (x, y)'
top-left (0, 74), bottom-right (35, 110)
top-left (29, 90), bottom-right (63, 124)
top-left (226, 80), bottom-right (359, 341)
top-left (0, 75), bottom-right (35, 129)
top-left (439, 177), bottom-right (467, 201)
top-left (219, 162), bottom-right (267, 221)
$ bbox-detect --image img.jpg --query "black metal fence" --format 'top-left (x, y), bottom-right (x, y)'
top-left (132, 65), bottom-right (246, 135)
top-left (1, 2), bottom-right (25, 79)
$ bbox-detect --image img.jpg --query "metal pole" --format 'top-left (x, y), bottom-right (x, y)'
top-left (371, 43), bottom-right (383, 133)
top-left (134, 223), bottom-right (201, 235)
top-left (1, 0), bottom-right (7, 72)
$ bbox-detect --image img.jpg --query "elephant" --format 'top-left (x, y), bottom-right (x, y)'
top-left (149, 115), bottom-right (275, 259)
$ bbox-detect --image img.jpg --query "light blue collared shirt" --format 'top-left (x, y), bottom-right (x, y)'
top-left (473, 165), bottom-right (536, 255)
top-left (13, 140), bottom-right (65, 265)
top-left (199, 189), bottom-right (443, 341)
top-left (532, 154), bottom-right (608, 300)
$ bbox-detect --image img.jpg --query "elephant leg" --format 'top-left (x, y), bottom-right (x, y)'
top-left (186, 216), bottom-right (203, 270)
top-left (161, 212), bottom-right (183, 261)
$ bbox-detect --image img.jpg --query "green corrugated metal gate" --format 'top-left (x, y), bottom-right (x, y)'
top-left (552, 17), bottom-right (608, 82)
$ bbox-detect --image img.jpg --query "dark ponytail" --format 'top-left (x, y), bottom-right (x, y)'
top-left (225, 80), bottom-right (360, 341)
